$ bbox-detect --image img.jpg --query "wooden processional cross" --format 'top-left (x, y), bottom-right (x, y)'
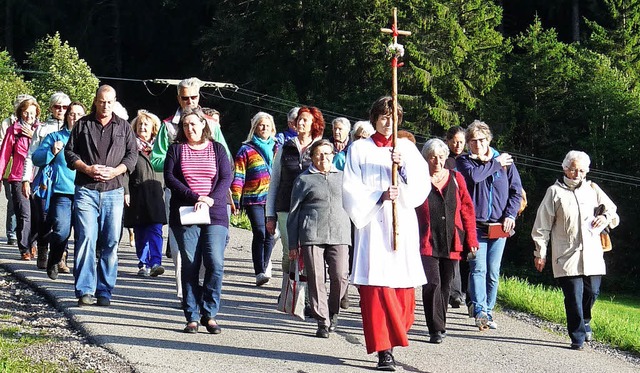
top-left (381, 7), bottom-right (410, 250)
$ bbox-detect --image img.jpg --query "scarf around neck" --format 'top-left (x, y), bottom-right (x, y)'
top-left (252, 135), bottom-right (275, 165)
top-left (371, 132), bottom-right (393, 147)
top-left (136, 136), bottom-right (154, 155)
top-left (563, 175), bottom-right (583, 190)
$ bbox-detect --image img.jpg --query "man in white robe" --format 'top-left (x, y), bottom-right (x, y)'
top-left (342, 96), bottom-right (430, 371)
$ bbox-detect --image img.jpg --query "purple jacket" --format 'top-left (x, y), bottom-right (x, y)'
top-left (164, 141), bottom-right (232, 227)
top-left (456, 147), bottom-right (522, 223)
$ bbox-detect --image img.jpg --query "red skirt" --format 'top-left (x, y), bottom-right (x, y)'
top-left (358, 285), bottom-right (416, 354)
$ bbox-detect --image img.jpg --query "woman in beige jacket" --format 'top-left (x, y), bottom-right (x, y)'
top-left (531, 150), bottom-right (619, 350)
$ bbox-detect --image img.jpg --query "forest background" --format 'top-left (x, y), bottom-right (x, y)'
top-left (1, 0), bottom-right (639, 293)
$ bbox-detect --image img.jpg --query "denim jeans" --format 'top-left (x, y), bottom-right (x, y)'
top-left (469, 231), bottom-right (506, 317)
top-left (557, 275), bottom-right (601, 346)
top-left (245, 204), bottom-right (274, 276)
top-left (3, 180), bottom-right (16, 240)
top-left (47, 193), bottom-right (74, 267)
top-left (134, 224), bottom-right (163, 268)
top-left (73, 187), bottom-right (124, 299)
top-left (172, 224), bottom-right (228, 323)
top-left (10, 181), bottom-right (33, 254)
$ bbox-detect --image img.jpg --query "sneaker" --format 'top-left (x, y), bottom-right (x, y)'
top-left (570, 343), bottom-right (584, 350)
top-left (78, 294), bottom-right (94, 307)
top-left (265, 260), bottom-right (273, 278)
top-left (255, 273), bottom-right (269, 286)
top-left (6, 238), bottom-right (17, 246)
top-left (585, 323), bottom-right (593, 342)
top-left (376, 350), bottom-right (396, 371)
top-left (149, 265), bottom-right (165, 277)
top-left (137, 267), bottom-right (150, 277)
top-left (487, 314), bottom-right (498, 329)
top-left (328, 314), bottom-right (338, 332)
top-left (96, 297), bottom-right (111, 307)
top-left (315, 325), bottom-right (329, 338)
top-left (475, 311), bottom-right (489, 330)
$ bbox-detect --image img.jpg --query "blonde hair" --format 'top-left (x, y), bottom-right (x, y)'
top-left (245, 112), bottom-right (276, 142)
top-left (131, 109), bottom-right (161, 139)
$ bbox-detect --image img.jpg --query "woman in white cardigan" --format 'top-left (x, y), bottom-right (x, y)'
top-left (531, 150), bottom-right (618, 350)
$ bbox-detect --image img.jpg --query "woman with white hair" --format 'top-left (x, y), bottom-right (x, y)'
top-left (231, 112), bottom-right (277, 286)
top-left (532, 150), bottom-right (618, 350)
top-left (330, 117), bottom-right (351, 170)
top-left (416, 139), bottom-right (478, 343)
top-left (350, 120), bottom-right (375, 142)
top-left (22, 92), bottom-right (71, 268)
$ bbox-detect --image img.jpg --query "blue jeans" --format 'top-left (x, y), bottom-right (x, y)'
top-left (469, 232), bottom-right (506, 317)
top-left (172, 224), bottom-right (228, 323)
top-left (3, 180), bottom-right (16, 240)
top-left (47, 193), bottom-right (74, 267)
top-left (134, 224), bottom-right (163, 268)
top-left (557, 275), bottom-right (601, 346)
top-left (245, 204), bottom-right (274, 275)
top-left (73, 187), bottom-right (124, 299)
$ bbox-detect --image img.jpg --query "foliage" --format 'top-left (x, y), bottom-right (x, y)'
top-left (230, 210), bottom-right (252, 231)
top-left (498, 276), bottom-right (640, 354)
top-left (400, 0), bottom-right (508, 135)
top-left (26, 32), bottom-right (99, 115)
top-left (0, 50), bottom-right (31, 121)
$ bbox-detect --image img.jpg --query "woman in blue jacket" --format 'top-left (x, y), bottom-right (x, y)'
top-left (33, 102), bottom-right (86, 279)
top-left (456, 120), bottom-right (522, 331)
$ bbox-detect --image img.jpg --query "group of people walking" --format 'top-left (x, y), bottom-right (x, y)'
top-left (1, 79), bottom-right (619, 371)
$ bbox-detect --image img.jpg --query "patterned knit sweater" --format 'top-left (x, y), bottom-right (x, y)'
top-left (231, 142), bottom-right (277, 208)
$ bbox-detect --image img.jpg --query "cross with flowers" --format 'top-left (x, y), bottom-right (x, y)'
top-left (381, 7), bottom-right (411, 250)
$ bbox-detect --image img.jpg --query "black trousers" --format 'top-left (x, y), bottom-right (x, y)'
top-left (421, 256), bottom-right (456, 334)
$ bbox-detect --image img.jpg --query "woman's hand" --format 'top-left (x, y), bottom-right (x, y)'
top-left (197, 196), bottom-right (214, 207)
top-left (592, 215), bottom-right (608, 229)
top-left (502, 217), bottom-right (515, 232)
top-left (534, 257), bottom-right (546, 272)
top-left (52, 141), bottom-right (64, 155)
top-left (289, 248), bottom-right (299, 260)
top-left (124, 194), bottom-right (130, 207)
top-left (391, 149), bottom-right (403, 166)
top-left (495, 153), bottom-right (513, 167)
top-left (21, 125), bottom-right (34, 139)
top-left (21, 182), bottom-right (31, 198)
top-left (266, 217), bottom-right (277, 235)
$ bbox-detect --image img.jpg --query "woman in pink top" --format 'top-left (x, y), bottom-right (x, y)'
top-left (0, 98), bottom-right (41, 260)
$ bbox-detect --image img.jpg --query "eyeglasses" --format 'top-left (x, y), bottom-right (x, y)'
top-left (53, 105), bottom-right (69, 110)
top-left (180, 95), bottom-right (199, 102)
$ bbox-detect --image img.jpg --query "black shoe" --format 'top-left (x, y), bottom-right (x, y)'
top-left (96, 297), bottom-right (111, 307)
top-left (6, 238), bottom-right (17, 246)
top-left (376, 350), bottom-right (396, 371)
top-left (328, 314), bottom-right (338, 332)
top-left (200, 317), bottom-right (221, 334)
top-left (429, 331), bottom-right (444, 344)
top-left (315, 325), bottom-right (329, 338)
top-left (304, 305), bottom-right (313, 318)
top-left (340, 293), bottom-right (350, 310)
top-left (570, 343), bottom-right (584, 350)
top-left (78, 294), bottom-right (93, 307)
top-left (47, 265), bottom-right (58, 280)
top-left (183, 322), bottom-right (199, 334)
top-left (449, 297), bottom-right (463, 308)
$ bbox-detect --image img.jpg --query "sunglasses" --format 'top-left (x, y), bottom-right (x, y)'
top-left (53, 105), bottom-right (69, 110)
top-left (180, 95), bottom-right (199, 101)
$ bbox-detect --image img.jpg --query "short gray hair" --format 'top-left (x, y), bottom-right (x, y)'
top-left (562, 150), bottom-right (591, 171)
top-left (49, 91), bottom-right (71, 108)
top-left (421, 138), bottom-right (450, 160)
top-left (177, 77), bottom-right (203, 94)
top-left (350, 121), bottom-right (374, 141)
top-left (287, 107), bottom-right (300, 122)
top-left (332, 117), bottom-right (351, 132)
top-left (466, 120), bottom-right (492, 143)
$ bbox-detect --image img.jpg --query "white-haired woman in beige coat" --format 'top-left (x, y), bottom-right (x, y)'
top-left (531, 150), bottom-right (618, 350)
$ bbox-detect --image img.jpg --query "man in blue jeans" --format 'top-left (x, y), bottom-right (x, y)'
top-left (64, 85), bottom-right (137, 307)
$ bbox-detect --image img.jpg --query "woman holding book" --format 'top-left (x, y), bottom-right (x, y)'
top-left (456, 120), bottom-right (522, 331)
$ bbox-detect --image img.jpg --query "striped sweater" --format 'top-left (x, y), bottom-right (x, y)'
top-left (231, 141), bottom-right (277, 208)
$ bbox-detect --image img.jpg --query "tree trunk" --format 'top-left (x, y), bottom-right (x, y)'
top-left (571, 0), bottom-right (580, 43)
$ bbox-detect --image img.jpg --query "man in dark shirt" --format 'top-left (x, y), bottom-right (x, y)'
top-left (64, 85), bottom-right (137, 307)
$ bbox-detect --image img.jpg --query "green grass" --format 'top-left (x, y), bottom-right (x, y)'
top-left (230, 210), bottom-right (252, 230)
top-left (498, 276), bottom-right (640, 354)
top-left (0, 326), bottom-right (64, 372)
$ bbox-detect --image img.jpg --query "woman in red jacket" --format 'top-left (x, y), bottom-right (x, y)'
top-left (416, 138), bottom-right (478, 344)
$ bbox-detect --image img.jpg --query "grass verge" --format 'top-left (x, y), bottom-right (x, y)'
top-left (498, 276), bottom-right (640, 354)
top-left (0, 326), bottom-right (65, 372)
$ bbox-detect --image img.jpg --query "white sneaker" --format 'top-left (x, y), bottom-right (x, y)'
top-left (487, 320), bottom-right (498, 329)
top-left (137, 267), bottom-right (150, 277)
top-left (475, 311), bottom-right (489, 330)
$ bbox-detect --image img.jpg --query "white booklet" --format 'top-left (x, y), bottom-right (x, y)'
top-left (179, 206), bottom-right (211, 225)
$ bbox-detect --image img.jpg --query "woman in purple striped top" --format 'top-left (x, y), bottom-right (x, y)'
top-left (164, 107), bottom-right (233, 335)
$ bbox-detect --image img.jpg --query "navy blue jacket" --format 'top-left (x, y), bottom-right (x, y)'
top-left (456, 148), bottom-right (522, 223)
